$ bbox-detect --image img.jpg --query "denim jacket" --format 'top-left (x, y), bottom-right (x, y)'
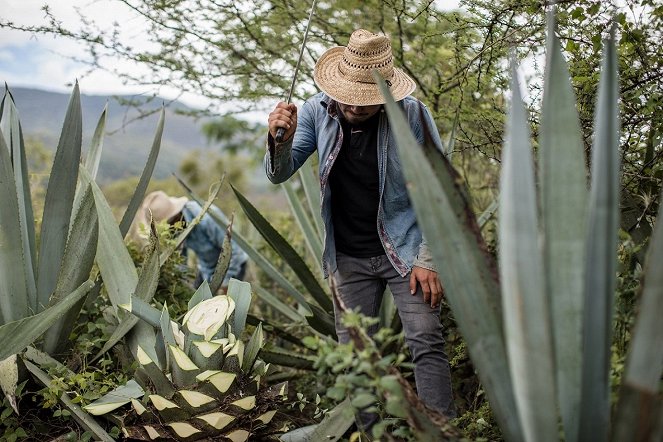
top-left (182, 201), bottom-right (249, 285)
top-left (264, 92), bottom-right (441, 278)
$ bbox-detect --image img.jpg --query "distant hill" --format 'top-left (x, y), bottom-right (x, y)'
top-left (8, 87), bottom-right (213, 183)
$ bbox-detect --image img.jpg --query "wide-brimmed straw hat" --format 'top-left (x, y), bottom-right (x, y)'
top-left (142, 190), bottom-right (188, 223)
top-left (313, 29), bottom-right (416, 106)
top-left (128, 190), bottom-right (188, 244)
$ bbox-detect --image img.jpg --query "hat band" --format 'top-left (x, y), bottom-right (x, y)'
top-left (339, 55), bottom-right (394, 82)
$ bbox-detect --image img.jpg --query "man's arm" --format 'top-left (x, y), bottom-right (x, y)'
top-left (410, 240), bottom-right (443, 308)
top-left (408, 100), bottom-right (445, 308)
top-left (264, 100), bottom-right (317, 184)
top-left (409, 99), bottom-right (446, 154)
top-left (414, 239), bottom-right (436, 272)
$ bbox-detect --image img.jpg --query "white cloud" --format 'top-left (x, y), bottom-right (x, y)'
top-left (1, 1), bottom-right (157, 92)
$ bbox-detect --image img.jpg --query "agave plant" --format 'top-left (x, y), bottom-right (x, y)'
top-left (0, 85), bottom-right (98, 368)
top-left (0, 85), bottom-right (104, 413)
top-left (84, 277), bottom-right (288, 441)
top-left (376, 13), bottom-right (662, 442)
top-left (0, 82), bottom-right (170, 440)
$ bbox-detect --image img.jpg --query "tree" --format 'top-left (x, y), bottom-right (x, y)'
top-left (2, 0), bottom-right (659, 247)
top-left (0, 1), bottom-right (502, 197)
top-left (456, 0), bottom-right (662, 259)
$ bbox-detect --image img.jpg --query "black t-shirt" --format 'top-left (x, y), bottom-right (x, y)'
top-left (329, 108), bottom-right (384, 258)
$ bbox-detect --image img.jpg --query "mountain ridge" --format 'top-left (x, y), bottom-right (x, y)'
top-left (7, 86), bottom-right (213, 182)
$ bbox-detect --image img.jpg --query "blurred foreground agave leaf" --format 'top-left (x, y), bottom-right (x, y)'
top-left (376, 14), bottom-right (661, 442)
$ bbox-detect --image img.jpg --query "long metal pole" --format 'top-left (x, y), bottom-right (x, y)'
top-left (275, 0), bottom-right (317, 142)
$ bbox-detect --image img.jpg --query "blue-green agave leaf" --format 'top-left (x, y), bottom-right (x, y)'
top-left (306, 304), bottom-right (337, 339)
top-left (246, 314), bottom-right (307, 348)
top-left (252, 284), bottom-right (305, 323)
top-left (188, 280), bottom-right (214, 311)
top-left (209, 216), bottom-right (233, 294)
top-left (232, 184), bottom-right (332, 313)
top-left (538, 14), bottom-right (588, 441)
top-left (118, 107), bottom-right (164, 237)
top-left (70, 103), bottom-right (107, 225)
top-left (578, 28), bottom-right (621, 442)
top-left (0, 127), bottom-right (29, 323)
top-left (93, 218), bottom-right (161, 362)
top-left (36, 82), bottom-right (82, 312)
top-left (120, 296), bottom-right (162, 329)
top-left (83, 379), bottom-right (144, 416)
top-left (1, 91), bottom-right (37, 310)
top-left (308, 398), bottom-right (355, 442)
top-left (282, 180), bottom-right (324, 275)
top-left (378, 287), bottom-right (396, 330)
top-left (476, 199), bottom-right (498, 230)
top-left (611, 191), bottom-right (663, 441)
top-left (134, 220), bottom-right (161, 302)
top-left (376, 73), bottom-right (523, 442)
top-left (43, 184), bottom-right (98, 356)
top-left (500, 61), bottom-right (558, 441)
top-left (445, 108), bottom-right (459, 158)
top-left (242, 322), bottom-right (263, 373)
top-left (227, 278), bottom-right (252, 337)
top-left (260, 347), bottom-right (316, 371)
top-left (298, 158), bottom-right (324, 239)
top-left (158, 303), bottom-right (177, 365)
top-left (84, 103), bottom-right (107, 179)
top-left (0, 280), bottom-right (93, 361)
top-left (83, 167), bottom-right (138, 313)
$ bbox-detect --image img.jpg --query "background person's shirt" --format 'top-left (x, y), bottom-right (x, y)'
top-left (181, 201), bottom-right (248, 285)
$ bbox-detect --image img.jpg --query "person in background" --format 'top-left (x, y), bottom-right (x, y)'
top-left (265, 29), bottom-right (455, 420)
top-left (131, 190), bottom-right (248, 289)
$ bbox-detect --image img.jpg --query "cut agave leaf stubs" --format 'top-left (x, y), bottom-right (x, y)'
top-left (183, 295), bottom-right (235, 340)
top-left (87, 279), bottom-right (289, 440)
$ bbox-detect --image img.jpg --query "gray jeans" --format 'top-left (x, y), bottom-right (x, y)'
top-left (332, 252), bottom-right (455, 417)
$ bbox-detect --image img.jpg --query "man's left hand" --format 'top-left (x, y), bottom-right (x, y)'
top-left (409, 266), bottom-right (444, 308)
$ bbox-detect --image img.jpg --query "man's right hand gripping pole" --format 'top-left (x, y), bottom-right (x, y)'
top-left (269, 102), bottom-right (298, 143)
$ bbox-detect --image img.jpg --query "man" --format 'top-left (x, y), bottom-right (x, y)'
top-left (265, 29), bottom-right (454, 417)
top-left (132, 190), bottom-right (249, 289)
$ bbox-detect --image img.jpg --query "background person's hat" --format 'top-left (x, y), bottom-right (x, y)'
top-left (128, 191), bottom-right (188, 245)
top-left (313, 29), bottom-right (416, 106)
top-left (142, 190), bottom-right (188, 223)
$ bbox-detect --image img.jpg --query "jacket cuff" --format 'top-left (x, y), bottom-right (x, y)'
top-left (266, 133), bottom-right (292, 176)
top-left (413, 242), bottom-right (437, 272)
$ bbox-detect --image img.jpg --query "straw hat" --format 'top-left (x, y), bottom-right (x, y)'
top-left (141, 191), bottom-right (188, 223)
top-left (129, 191), bottom-right (188, 244)
top-left (313, 29), bottom-right (416, 106)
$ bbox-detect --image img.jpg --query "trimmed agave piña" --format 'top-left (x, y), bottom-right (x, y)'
top-left (85, 279), bottom-right (288, 441)
top-left (377, 13), bottom-right (661, 442)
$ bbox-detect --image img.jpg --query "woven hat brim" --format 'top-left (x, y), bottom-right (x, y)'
top-left (138, 194), bottom-right (188, 225)
top-left (162, 196), bottom-right (188, 221)
top-left (313, 47), bottom-right (416, 106)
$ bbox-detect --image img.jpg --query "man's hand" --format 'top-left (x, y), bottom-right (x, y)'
top-left (268, 102), bottom-right (298, 142)
top-left (410, 266), bottom-right (444, 308)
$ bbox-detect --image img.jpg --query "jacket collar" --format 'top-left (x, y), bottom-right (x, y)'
top-left (320, 94), bottom-right (340, 119)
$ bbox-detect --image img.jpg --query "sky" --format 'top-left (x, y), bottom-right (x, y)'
top-left (0, 0), bottom-right (462, 113)
top-left (0, 0), bottom-right (200, 104)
